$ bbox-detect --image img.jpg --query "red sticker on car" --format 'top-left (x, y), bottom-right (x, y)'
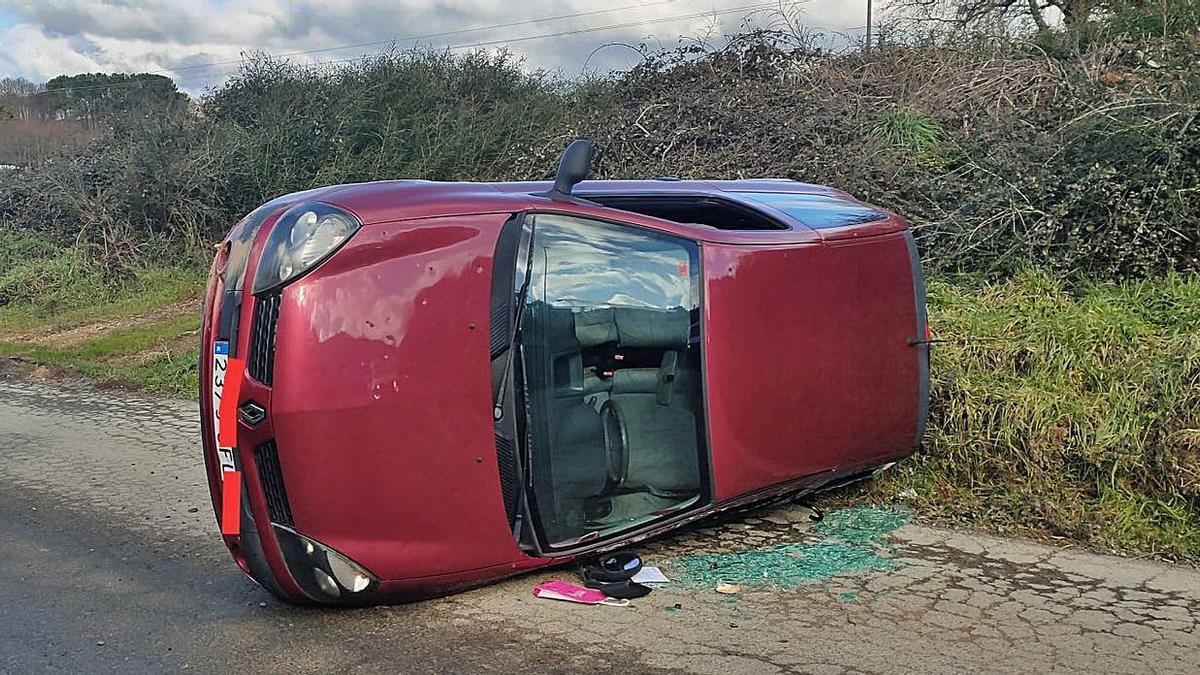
top-left (221, 470), bottom-right (241, 535)
top-left (217, 358), bottom-right (244, 447)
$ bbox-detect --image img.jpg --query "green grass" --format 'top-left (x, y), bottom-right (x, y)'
top-left (872, 110), bottom-right (944, 154)
top-left (0, 256), bottom-right (204, 333)
top-left (873, 270), bottom-right (1200, 561)
top-left (0, 313), bottom-right (201, 397)
top-left (79, 348), bottom-right (200, 399)
top-left (0, 228), bottom-right (204, 397)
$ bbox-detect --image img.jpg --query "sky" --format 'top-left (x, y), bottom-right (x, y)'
top-left (0, 0), bottom-right (872, 94)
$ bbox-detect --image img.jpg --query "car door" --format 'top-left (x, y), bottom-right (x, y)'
top-left (701, 228), bottom-right (927, 500)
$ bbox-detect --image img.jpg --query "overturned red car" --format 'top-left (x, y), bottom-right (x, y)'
top-left (199, 141), bottom-right (929, 605)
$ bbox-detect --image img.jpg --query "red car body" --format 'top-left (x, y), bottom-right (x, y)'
top-left (200, 175), bottom-right (928, 605)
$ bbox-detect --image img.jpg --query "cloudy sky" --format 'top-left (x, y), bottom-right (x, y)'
top-left (0, 1), bottom-right (871, 94)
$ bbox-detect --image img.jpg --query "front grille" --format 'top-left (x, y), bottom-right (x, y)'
top-left (248, 293), bottom-right (281, 385)
top-left (254, 440), bottom-right (293, 526)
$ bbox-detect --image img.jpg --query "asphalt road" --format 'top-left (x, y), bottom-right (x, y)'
top-left (1, 371), bottom-right (1198, 674)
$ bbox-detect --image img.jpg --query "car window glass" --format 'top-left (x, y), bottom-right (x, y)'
top-left (520, 213), bottom-right (706, 548)
top-left (732, 191), bottom-right (885, 229)
top-left (529, 214), bottom-right (693, 311)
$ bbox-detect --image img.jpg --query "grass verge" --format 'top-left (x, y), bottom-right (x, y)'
top-left (873, 270), bottom-right (1200, 562)
top-left (0, 313), bottom-right (201, 398)
top-left (0, 230), bottom-right (204, 397)
top-left (0, 229), bottom-right (205, 332)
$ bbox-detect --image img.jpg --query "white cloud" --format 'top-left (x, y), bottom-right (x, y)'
top-left (0, 22), bottom-right (102, 78)
top-left (0, 0), bottom-right (870, 94)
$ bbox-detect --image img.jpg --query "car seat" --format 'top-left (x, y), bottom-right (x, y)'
top-left (535, 306), bottom-right (608, 541)
top-left (603, 306), bottom-right (700, 496)
top-left (575, 307), bottom-right (618, 413)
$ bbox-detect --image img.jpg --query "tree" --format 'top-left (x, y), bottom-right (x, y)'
top-left (886, 0), bottom-right (1156, 32)
top-left (44, 73), bottom-right (188, 127)
top-left (0, 77), bottom-right (51, 121)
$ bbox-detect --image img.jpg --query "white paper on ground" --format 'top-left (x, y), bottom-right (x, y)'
top-left (632, 566), bottom-right (670, 584)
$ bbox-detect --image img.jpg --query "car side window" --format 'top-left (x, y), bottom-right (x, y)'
top-left (519, 213), bottom-right (706, 547)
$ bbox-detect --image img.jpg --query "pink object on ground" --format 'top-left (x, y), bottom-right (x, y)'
top-left (532, 580), bottom-right (629, 606)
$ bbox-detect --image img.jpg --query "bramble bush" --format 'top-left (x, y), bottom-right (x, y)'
top-left (0, 21), bottom-right (1196, 280)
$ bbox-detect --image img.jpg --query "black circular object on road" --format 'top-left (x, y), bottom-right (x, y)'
top-left (581, 577), bottom-right (653, 600)
top-left (586, 551), bottom-right (642, 582)
top-left (579, 550), bottom-right (652, 599)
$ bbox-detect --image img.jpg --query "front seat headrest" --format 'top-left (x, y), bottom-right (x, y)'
top-left (614, 307), bottom-right (689, 349)
top-left (574, 307), bottom-right (618, 347)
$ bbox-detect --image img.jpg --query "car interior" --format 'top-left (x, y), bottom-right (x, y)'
top-left (520, 213), bottom-right (706, 547)
top-left (531, 303), bottom-right (703, 544)
top-left (585, 194), bottom-right (787, 231)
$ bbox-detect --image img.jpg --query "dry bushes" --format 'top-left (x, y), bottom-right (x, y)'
top-left (0, 26), bottom-right (1195, 281)
top-left (563, 31), bottom-right (1199, 278)
top-left (0, 119), bottom-right (94, 167)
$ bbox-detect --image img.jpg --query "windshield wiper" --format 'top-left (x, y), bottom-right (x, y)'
top-left (493, 220), bottom-right (536, 422)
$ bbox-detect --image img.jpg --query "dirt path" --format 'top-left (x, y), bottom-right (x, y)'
top-left (0, 297), bottom-right (201, 346)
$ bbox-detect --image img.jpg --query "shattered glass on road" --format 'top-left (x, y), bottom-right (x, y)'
top-left (669, 507), bottom-right (910, 589)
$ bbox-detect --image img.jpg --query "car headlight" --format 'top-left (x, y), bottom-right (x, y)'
top-left (273, 524), bottom-right (379, 604)
top-left (252, 202), bottom-right (361, 295)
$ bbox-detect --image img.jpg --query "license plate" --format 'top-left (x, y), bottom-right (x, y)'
top-left (212, 341), bottom-right (237, 473)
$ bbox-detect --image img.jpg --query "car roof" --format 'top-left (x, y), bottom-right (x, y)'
top-left (317, 177), bottom-right (846, 209)
top-left (280, 178), bottom-right (901, 245)
top-left (314, 178), bottom-right (845, 220)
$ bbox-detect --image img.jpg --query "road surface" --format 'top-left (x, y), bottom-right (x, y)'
top-left (1, 371), bottom-right (1197, 674)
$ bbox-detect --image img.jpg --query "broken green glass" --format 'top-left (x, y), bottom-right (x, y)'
top-left (668, 506), bottom-right (910, 589)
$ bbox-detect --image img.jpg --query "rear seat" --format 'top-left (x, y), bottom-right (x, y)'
top-left (609, 307), bottom-right (699, 494)
top-left (576, 306), bottom-right (700, 495)
top-left (541, 304), bottom-right (702, 539)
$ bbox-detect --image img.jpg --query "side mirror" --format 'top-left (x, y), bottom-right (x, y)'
top-left (546, 139), bottom-right (595, 201)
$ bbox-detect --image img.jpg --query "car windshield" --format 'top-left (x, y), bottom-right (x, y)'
top-left (519, 213), bottom-right (706, 548)
top-left (733, 191), bottom-right (886, 229)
